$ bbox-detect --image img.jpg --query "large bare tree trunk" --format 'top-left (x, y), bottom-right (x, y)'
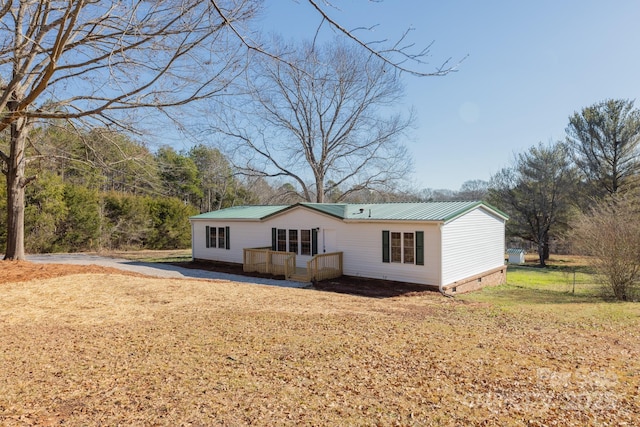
top-left (315, 177), bottom-right (324, 203)
top-left (4, 117), bottom-right (30, 260)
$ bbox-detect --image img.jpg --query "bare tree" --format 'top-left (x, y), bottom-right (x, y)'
top-left (457, 179), bottom-right (489, 201)
top-left (572, 194), bottom-right (640, 301)
top-left (0, 0), bottom-right (458, 259)
top-left (0, 0), bottom-right (258, 259)
top-left (216, 37), bottom-right (414, 203)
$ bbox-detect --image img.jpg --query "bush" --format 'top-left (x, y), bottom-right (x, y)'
top-left (56, 184), bottom-right (101, 252)
top-left (24, 173), bottom-right (68, 253)
top-left (572, 194), bottom-right (640, 301)
top-left (101, 192), bottom-right (152, 250)
top-left (145, 196), bottom-right (198, 249)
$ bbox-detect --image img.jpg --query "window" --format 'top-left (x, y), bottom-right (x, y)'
top-left (217, 227), bottom-right (225, 249)
top-left (277, 229), bottom-right (287, 252)
top-left (209, 227), bottom-right (217, 248)
top-left (382, 230), bottom-right (424, 265)
top-left (391, 232), bottom-right (402, 263)
top-left (404, 233), bottom-right (414, 264)
top-left (301, 229), bottom-right (311, 255)
top-left (205, 226), bottom-right (230, 250)
top-left (289, 229), bottom-right (298, 254)
top-left (271, 228), bottom-right (317, 255)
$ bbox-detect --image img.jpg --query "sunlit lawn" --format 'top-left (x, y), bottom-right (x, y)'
top-left (462, 256), bottom-right (640, 326)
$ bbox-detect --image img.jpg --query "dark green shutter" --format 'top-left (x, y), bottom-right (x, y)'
top-left (416, 231), bottom-right (424, 266)
top-left (271, 228), bottom-right (277, 250)
top-left (312, 229), bottom-right (318, 255)
top-left (205, 226), bottom-right (210, 248)
top-left (225, 226), bottom-right (230, 250)
top-left (382, 230), bottom-right (390, 263)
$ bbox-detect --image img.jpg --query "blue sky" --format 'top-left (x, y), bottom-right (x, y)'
top-left (256, 1), bottom-right (640, 191)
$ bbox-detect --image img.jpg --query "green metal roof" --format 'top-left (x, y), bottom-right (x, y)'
top-left (190, 205), bottom-right (288, 220)
top-left (306, 201), bottom-right (506, 222)
top-left (191, 201), bottom-right (507, 223)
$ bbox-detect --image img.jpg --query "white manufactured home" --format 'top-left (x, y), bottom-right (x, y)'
top-left (189, 201), bottom-right (508, 294)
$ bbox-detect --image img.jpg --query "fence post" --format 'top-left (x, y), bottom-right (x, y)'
top-left (266, 250), bottom-right (271, 274)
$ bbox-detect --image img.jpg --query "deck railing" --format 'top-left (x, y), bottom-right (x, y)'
top-left (243, 248), bottom-right (343, 282)
top-left (307, 251), bottom-right (343, 282)
top-left (243, 247), bottom-right (272, 274)
top-left (243, 247), bottom-right (296, 278)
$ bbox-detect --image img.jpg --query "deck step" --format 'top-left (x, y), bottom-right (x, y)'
top-left (288, 274), bottom-right (310, 283)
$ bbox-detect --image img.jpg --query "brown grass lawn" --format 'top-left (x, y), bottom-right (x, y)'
top-left (0, 261), bottom-right (639, 426)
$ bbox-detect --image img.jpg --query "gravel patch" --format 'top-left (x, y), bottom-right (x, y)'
top-left (26, 253), bottom-right (308, 288)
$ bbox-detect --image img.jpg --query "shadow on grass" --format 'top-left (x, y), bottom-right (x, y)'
top-left (313, 277), bottom-right (440, 298)
top-left (511, 263), bottom-right (596, 275)
top-left (172, 260), bottom-right (440, 298)
top-left (484, 285), bottom-right (606, 305)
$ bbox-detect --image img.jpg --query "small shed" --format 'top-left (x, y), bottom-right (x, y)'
top-left (507, 248), bottom-right (525, 264)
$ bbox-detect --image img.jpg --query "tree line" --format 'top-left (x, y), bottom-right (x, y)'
top-left (0, 119), bottom-right (460, 254)
top-left (0, 1), bottom-right (453, 261)
top-left (486, 98), bottom-right (640, 300)
top-left (2, 97), bottom-right (638, 300)
top-left (0, 124), bottom-right (258, 253)
top-left (1, 2), bottom-right (635, 298)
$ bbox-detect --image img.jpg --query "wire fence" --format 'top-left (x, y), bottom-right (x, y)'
top-left (506, 264), bottom-right (602, 297)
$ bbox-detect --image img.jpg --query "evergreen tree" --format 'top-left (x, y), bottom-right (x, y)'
top-left (489, 142), bottom-right (579, 266)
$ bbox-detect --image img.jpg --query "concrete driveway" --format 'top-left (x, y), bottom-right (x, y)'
top-left (26, 253), bottom-right (308, 289)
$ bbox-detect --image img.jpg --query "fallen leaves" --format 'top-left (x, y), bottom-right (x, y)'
top-left (0, 264), bottom-right (638, 425)
top-left (0, 260), bottom-right (139, 284)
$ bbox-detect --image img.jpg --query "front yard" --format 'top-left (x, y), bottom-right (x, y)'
top-left (0, 257), bottom-right (638, 425)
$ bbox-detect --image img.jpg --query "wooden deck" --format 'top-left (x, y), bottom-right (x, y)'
top-left (243, 248), bottom-right (343, 283)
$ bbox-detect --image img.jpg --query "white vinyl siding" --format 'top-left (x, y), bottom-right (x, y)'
top-left (191, 204), bottom-right (505, 287)
top-left (349, 224), bottom-right (440, 285)
top-left (194, 222), bottom-right (262, 264)
top-left (440, 207), bottom-right (506, 285)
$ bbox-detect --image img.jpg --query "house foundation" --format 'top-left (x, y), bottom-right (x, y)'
top-left (441, 265), bottom-right (507, 295)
